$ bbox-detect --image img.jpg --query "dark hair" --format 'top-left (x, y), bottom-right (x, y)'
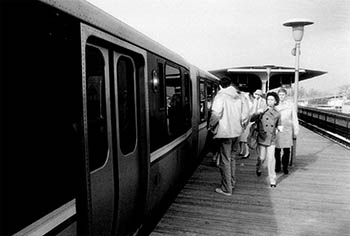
top-left (266, 91), bottom-right (279, 106)
top-left (220, 77), bottom-right (231, 88)
top-left (231, 83), bottom-right (240, 92)
top-left (277, 88), bottom-right (287, 94)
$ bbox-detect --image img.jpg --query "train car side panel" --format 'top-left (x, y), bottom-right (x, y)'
top-left (145, 53), bottom-right (195, 218)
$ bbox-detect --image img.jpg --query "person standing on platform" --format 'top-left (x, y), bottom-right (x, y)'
top-left (210, 77), bottom-right (249, 196)
top-left (250, 89), bottom-right (267, 157)
top-left (238, 91), bottom-right (254, 159)
top-left (252, 89), bottom-right (267, 113)
top-left (275, 88), bottom-right (300, 174)
top-left (251, 92), bottom-right (282, 188)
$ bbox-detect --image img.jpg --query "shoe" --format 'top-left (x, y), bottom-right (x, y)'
top-left (283, 169), bottom-right (289, 174)
top-left (215, 188), bottom-right (232, 196)
top-left (256, 169), bottom-right (262, 176)
top-left (270, 184), bottom-right (276, 188)
top-left (241, 153), bottom-right (250, 159)
top-left (275, 168), bottom-right (281, 173)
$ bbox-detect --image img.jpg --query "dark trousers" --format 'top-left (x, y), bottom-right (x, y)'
top-left (218, 138), bottom-right (237, 193)
top-left (275, 148), bottom-right (290, 171)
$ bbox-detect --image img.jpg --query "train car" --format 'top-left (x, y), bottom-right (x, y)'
top-left (304, 94), bottom-right (346, 111)
top-left (0, 0), bottom-right (219, 235)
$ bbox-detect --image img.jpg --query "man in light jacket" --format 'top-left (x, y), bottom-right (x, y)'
top-left (210, 77), bottom-right (249, 196)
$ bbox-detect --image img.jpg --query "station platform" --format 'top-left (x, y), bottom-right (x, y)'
top-left (150, 126), bottom-right (350, 236)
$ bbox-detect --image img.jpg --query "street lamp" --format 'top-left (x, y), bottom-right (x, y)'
top-left (283, 19), bottom-right (313, 109)
top-left (283, 18), bottom-right (313, 166)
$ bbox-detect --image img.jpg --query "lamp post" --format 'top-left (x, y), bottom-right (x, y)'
top-left (263, 64), bottom-right (275, 92)
top-left (283, 18), bottom-right (313, 166)
top-left (283, 19), bottom-right (313, 110)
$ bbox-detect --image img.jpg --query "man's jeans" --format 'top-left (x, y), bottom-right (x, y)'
top-left (219, 138), bottom-right (238, 193)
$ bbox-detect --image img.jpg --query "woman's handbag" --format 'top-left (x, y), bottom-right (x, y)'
top-left (247, 109), bottom-right (268, 149)
top-left (247, 121), bottom-right (259, 150)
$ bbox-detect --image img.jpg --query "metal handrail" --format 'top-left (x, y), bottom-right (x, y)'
top-left (298, 106), bottom-right (350, 140)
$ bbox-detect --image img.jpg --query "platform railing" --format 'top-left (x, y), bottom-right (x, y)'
top-left (298, 106), bottom-right (350, 140)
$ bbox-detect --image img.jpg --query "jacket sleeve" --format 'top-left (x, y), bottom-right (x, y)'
top-left (208, 113), bottom-right (220, 132)
top-left (241, 97), bottom-right (250, 126)
top-left (211, 95), bottom-right (224, 119)
top-left (292, 103), bottom-right (300, 136)
top-left (250, 112), bottom-right (260, 122)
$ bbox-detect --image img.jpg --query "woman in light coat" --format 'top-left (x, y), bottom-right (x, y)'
top-left (275, 88), bottom-right (299, 174)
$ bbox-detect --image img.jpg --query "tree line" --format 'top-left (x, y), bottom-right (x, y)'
top-left (299, 83), bottom-right (350, 99)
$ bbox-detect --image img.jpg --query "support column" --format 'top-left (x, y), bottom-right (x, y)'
top-left (259, 73), bottom-right (268, 93)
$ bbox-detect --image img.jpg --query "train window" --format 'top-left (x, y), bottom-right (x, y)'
top-left (158, 63), bottom-right (165, 109)
top-left (86, 45), bottom-right (108, 172)
top-left (117, 56), bottom-right (136, 155)
top-left (207, 82), bottom-right (214, 111)
top-left (165, 64), bottom-right (183, 138)
top-left (184, 73), bottom-right (192, 129)
top-left (199, 79), bottom-right (206, 122)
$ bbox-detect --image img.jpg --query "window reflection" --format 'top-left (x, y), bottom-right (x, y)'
top-left (86, 45), bottom-right (108, 171)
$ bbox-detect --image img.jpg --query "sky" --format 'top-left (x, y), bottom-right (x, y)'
top-left (86, 0), bottom-right (350, 93)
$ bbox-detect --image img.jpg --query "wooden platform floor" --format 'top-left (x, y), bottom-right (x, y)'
top-left (150, 126), bottom-right (350, 236)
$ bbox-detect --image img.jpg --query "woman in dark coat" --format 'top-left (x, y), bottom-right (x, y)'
top-left (251, 92), bottom-right (282, 187)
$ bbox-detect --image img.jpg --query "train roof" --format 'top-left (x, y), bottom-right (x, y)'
top-left (190, 65), bottom-right (220, 81)
top-left (210, 65), bottom-right (327, 90)
top-left (39, 0), bottom-right (190, 68)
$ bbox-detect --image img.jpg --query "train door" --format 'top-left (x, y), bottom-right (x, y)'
top-left (112, 51), bottom-right (144, 235)
top-left (81, 24), bottom-right (148, 236)
top-left (84, 44), bottom-right (115, 235)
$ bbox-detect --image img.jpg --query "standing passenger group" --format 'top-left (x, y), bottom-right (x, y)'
top-left (210, 78), bottom-right (299, 195)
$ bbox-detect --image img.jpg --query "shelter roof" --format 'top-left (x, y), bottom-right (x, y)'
top-left (209, 65), bottom-right (326, 92)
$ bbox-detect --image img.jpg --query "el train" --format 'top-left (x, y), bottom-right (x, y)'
top-left (0, 0), bottom-right (220, 235)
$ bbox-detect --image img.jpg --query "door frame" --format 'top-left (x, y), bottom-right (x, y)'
top-left (80, 23), bottom-right (150, 235)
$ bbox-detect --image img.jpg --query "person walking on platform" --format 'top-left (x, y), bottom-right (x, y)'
top-left (275, 88), bottom-right (299, 174)
top-left (251, 92), bottom-right (282, 188)
top-left (210, 77), bottom-right (249, 196)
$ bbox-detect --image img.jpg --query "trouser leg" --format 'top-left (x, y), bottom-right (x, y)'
top-left (244, 143), bottom-right (250, 155)
top-left (256, 145), bottom-right (266, 175)
top-left (282, 147), bottom-right (290, 173)
top-left (275, 148), bottom-right (281, 172)
top-left (231, 138), bottom-right (239, 155)
top-left (256, 157), bottom-right (261, 172)
top-left (239, 142), bottom-right (243, 155)
top-left (219, 138), bottom-right (233, 193)
top-left (231, 138), bottom-right (237, 187)
top-left (267, 145), bottom-right (276, 185)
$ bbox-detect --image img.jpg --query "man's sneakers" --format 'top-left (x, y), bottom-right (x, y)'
top-left (215, 188), bottom-right (232, 196)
